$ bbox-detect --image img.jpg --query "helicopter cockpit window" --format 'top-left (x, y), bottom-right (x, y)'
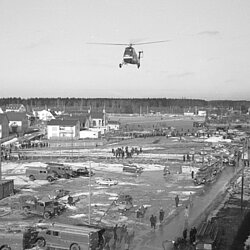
top-left (124, 47), bottom-right (133, 56)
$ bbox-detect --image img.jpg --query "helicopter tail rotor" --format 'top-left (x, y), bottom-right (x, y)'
top-left (139, 51), bottom-right (143, 59)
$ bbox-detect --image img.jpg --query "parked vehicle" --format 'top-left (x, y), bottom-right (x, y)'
top-left (46, 163), bottom-right (76, 179)
top-left (54, 189), bottom-right (70, 200)
top-left (35, 222), bottom-right (106, 250)
top-left (114, 194), bottom-right (133, 212)
top-left (0, 226), bottom-right (39, 250)
top-left (196, 220), bottom-right (219, 250)
top-left (75, 167), bottom-right (94, 177)
top-left (25, 166), bottom-right (56, 182)
top-left (0, 180), bottom-right (14, 200)
top-left (123, 164), bottom-right (143, 174)
top-left (95, 177), bottom-right (118, 186)
top-left (20, 196), bottom-right (65, 219)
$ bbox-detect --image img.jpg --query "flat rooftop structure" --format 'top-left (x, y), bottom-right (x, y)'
top-left (36, 223), bottom-right (102, 234)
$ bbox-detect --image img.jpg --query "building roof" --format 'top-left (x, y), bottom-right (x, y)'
top-left (47, 119), bottom-right (79, 126)
top-left (62, 115), bottom-right (88, 123)
top-left (91, 112), bottom-right (104, 119)
top-left (5, 104), bottom-right (25, 110)
top-left (108, 120), bottom-right (120, 125)
top-left (6, 112), bottom-right (27, 121)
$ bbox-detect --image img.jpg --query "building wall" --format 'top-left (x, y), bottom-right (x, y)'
top-left (9, 121), bottom-right (22, 133)
top-left (80, 130), bottom-right (100, 139)
top-left (37, 110), bottom-right (55, 121)
top-left (47, 125), bottom-right (59, 139)
top-left (184, 112), bottom-right (195, 116)
top-left (198, 111), bottom-right (207, 116)
top-left (47, 123), bottom-right (80, 139)
top-left (90, 127), bottom-right (107, 135)
top-left (9, 118), bottom-right (28, 135)
top-left (0, 117), bottom-right (9, 139)
top-left (92, 118), bottom-right (103, 127)
top-left (107, 124), bottom-right (120, 131)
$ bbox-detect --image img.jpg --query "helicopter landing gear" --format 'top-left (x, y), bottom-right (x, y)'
top-left (119, 63), bottom-right (122, 68)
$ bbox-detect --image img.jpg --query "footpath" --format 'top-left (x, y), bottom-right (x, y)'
top-left (132, 166), bottom-right (238, 250)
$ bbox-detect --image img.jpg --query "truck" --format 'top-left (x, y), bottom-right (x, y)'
top-left (195, 220), bottom-right (219, 250)
top-left (46, 162), bottom-right (77, 178)
top-left (0, 179), bottom-right (14, 200)
top-left (20, 195), bottom-right (66, 219)
top-left (25, 166), bottom-right (57, 182)
top-left (123, 164), bottom-right (143, 174)
top-left (0, 226), bottom-right (39, 250)
top-left (34, 222), bottom-right (106, 250)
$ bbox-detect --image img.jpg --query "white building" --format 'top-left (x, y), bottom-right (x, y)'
top-left (5, 104), bottom-right (26, 113)
top-left (184, 112), bottom-right (195, 116)
top-left (198, 110), bottom-right (207, 116)
top-left (34, 110), bottom-right (55, 121)
top-left (79, 130), bottom-right (100, 139)
top-left (47, 119), bottom-right (80, 139)
top-left (107, 120), bottom-right (120, 130)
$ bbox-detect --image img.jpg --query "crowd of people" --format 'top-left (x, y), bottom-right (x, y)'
top-left (111, 146), bottom-right (142, 158)
top-left (16, 140), bottom-right (49, 149)
top-left (102, 224), bottom-right (135, 250)
top-left (0, 139), bottom-right (49, 161)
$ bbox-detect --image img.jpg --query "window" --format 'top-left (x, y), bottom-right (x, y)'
top-left (52, 126), bottom-right (57, 131)
top-left (46, 230), bottom-right (51, 235)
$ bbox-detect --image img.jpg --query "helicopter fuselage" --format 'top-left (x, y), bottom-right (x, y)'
top-left (119, 46), bottom-right (142, 68)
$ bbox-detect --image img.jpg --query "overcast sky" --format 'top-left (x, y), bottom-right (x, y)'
top-left (1, 0), bottom-right (250, 100)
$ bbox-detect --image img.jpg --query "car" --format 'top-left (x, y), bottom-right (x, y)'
top-left (114, 194), bottom-right (133, 212)
top-left (95, 178), bottom-right (118, 186)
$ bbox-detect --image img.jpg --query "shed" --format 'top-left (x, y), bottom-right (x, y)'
top-left (0, 179), bottom-right (14, 200)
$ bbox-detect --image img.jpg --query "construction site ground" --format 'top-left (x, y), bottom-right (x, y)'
top-left (0, 134), bottom-right (245, 249)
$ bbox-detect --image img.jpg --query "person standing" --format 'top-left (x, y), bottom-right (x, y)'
top-left (175, 195), bottom-right (180, 207)
top-left (192, 226), bottom-right (197, 243)
top-left (150, 214), bottom-right (156, 231)
top-left (184, 206), bottom-right (189, 228)
top-left (154, 215), bottom-right (157, 228)
top-left (189, 192), bottom-right (193, 207)
top-left (113, 224), bottom-right (118, 245)
top-left (159, 207), bottom-right (165, 224)
top-left (183, 228), bottom-right (187, 241)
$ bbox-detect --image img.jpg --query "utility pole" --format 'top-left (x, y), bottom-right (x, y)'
top-left (71, 131), bottom-right (73, 160)
top-left (0, 146), bottom-right (2, 181)
top-left (88, 162), bottom-right (91, 225)
top-left (241, 138), bottom-right (247, 212)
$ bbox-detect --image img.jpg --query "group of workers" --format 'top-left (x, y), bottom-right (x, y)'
top-left (111, 146), bottom-right (142, 158)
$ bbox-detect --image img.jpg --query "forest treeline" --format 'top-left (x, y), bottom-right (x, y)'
top-left (0, 97), bottom-right (249, 114)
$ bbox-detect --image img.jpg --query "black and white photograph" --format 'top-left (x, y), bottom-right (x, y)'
top-left (1, 0), bottom-right (250, 249)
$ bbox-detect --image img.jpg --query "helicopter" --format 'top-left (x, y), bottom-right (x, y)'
top-left (87, 40), bottom-right (169, 68)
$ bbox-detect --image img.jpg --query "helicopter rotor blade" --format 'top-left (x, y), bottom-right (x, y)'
top-left (87, 42), bottom-right (129, 46)
top-left (132, 40), bottom-right (170, 45)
